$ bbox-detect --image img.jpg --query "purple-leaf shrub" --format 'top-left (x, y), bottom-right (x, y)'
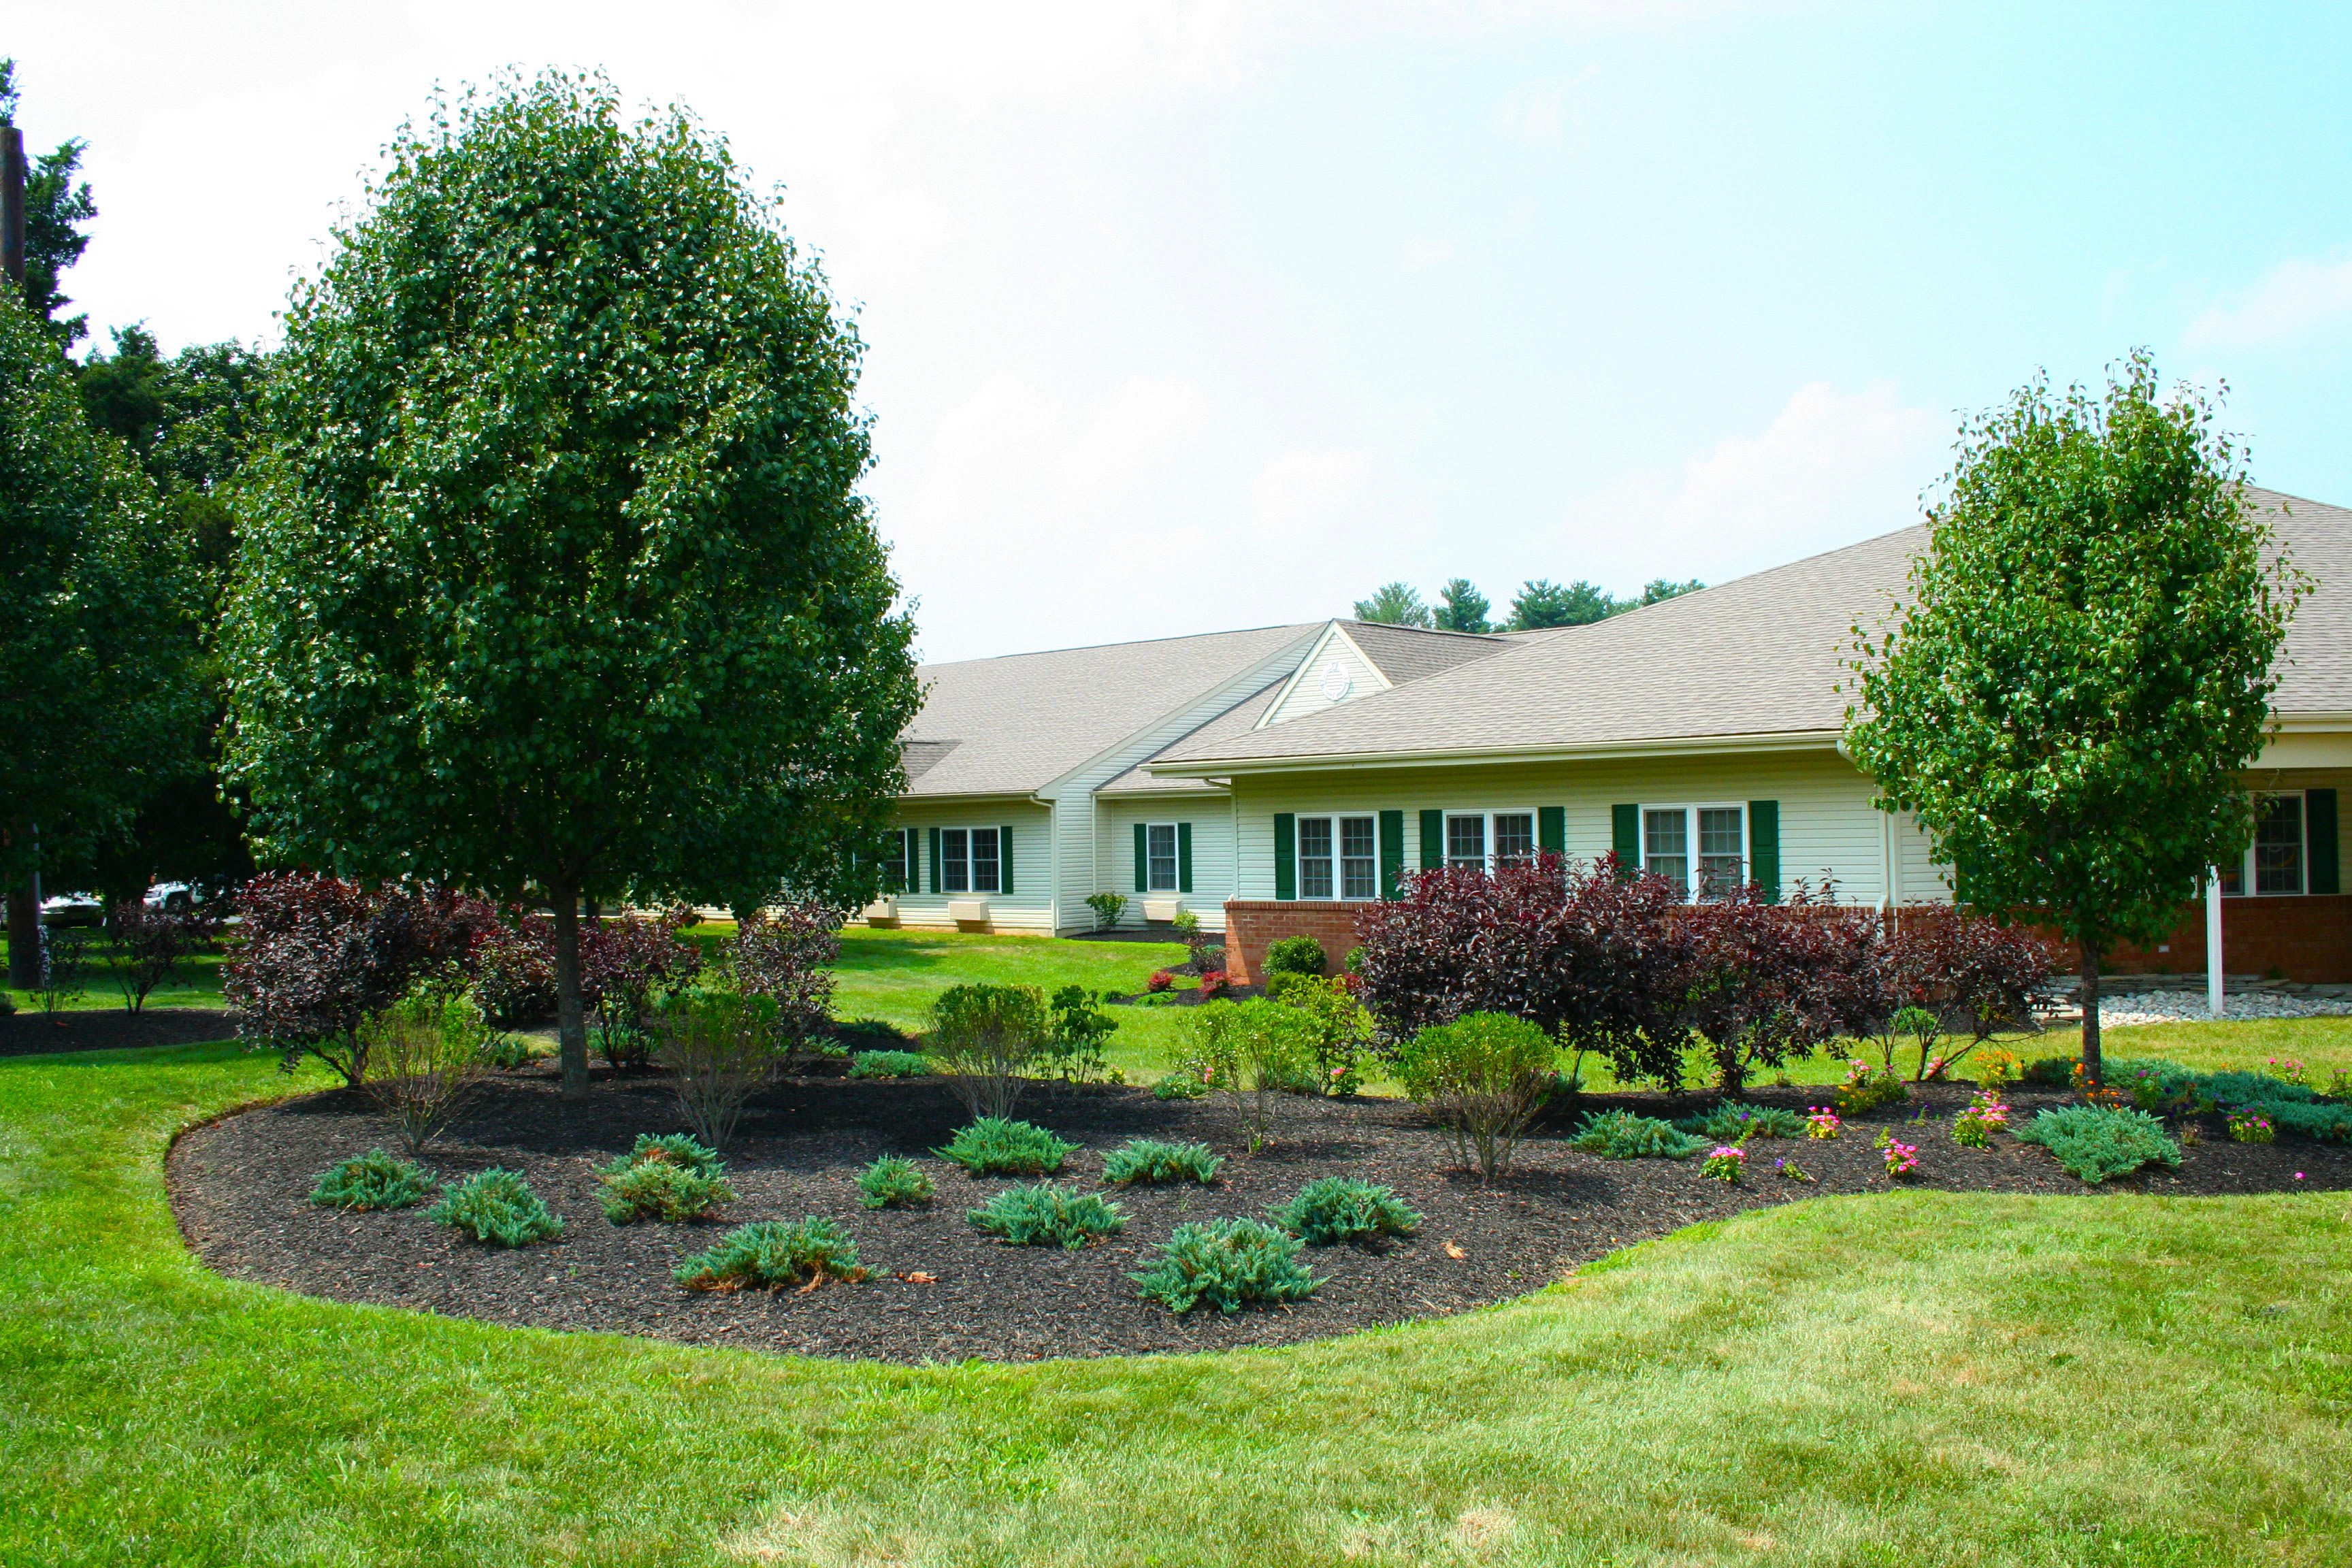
top-left (730, 904), bottom-right (841, 1047)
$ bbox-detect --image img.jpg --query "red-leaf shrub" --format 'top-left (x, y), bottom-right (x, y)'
top-left (1889, 911), bottom-right (2057, 1071)
top-left (1681, 886), bottom-right (1869, 1092)
top-left (468, 915), bottom-right (557, 1027)
top-left (1145, 969), bottom-right (1175, 994)
top-left (224, 873), bottom-right (493, 1083)
top-left (731, 905), bottom-right (840, 1047)
top-left (1196, 970), bottom-right (1229, 1000)
top-left (579, 913), bottom-right (706, 1066)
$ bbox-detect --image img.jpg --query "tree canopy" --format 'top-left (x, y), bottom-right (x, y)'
top-left (1433, 578), bottom-right (1492, 634)
top-left (1844, 352), bottom-right (2300, 1081)
top-left (1352, 581), bottom-right (1431, 627)
top-left (223, 73), bottom-right (921, 1095)
top-left (0, 60), bottom-right (98, 349)
top-left (1507, 578), bottom-right (1618, 629)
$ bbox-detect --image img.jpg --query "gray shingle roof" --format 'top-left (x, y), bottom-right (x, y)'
top-left (1339, 621), bottom-right (1517, 685)
top-left (901, 623), bottom-right (1320, 796)
top-left (1154, 487), bottom-right (2351, 772)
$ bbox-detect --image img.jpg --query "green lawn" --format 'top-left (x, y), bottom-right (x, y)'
top-left (1, 934), bottom-right (227, 1015)
top-left (3, 1013), bottom-right (2351, 1561)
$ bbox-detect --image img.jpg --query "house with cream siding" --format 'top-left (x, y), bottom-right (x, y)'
top-left (881, 489), bottom-right (2352, 984)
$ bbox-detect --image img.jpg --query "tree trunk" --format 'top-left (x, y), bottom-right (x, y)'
top-left (2078, 941), bottom-right (2104, 1089)
top-left (551, 881), bottom-right (589, 1099)
top-left (6, 840), bottom-right (40, 990)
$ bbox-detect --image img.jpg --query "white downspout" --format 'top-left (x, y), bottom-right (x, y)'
top-left (2206, 869), bottom-right (2225, 1020)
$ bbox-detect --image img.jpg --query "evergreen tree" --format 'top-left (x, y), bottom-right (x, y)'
top-left (1352, 581), bottom-right (1432, 627)
top-left (1507, 578), bottom-right (1620, 629)
top-left (1433, 578), bottom-right (1492, 634)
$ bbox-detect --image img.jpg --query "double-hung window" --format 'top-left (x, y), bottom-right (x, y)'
top-left (941, 827), bottom-right (1002, 894)
top-left (2221, 792), bottom-right (2304, 896)
top-left (1297, 813), bottom-right (1378, 900)
top-left (887, 828), bottom-right (915, 893)
top-left (1642, 803), bottom-right (1746, 901)
top-left (1445, 810), bottom-right (1538, 873)
top-left (1146, 823), bottom-right (1179, 892)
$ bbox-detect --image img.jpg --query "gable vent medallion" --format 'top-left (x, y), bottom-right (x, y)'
top-left (1320, 665), bottom-right (1352, 703)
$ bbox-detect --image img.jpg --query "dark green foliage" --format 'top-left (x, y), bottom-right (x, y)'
top-left (1434, 578), bottom-right (1492, 634)
top-left (1043, 985), bottom-right (1117, 1083)
top-left (1131, 1218), bottom-right (1322, 1314)
top-left (1571, 1109), bottom-right (1708, 1160)
top-left (934, 1117), bottom-right (1077, 1177)
top-left (856, 1155), bottom-right (934, 1209)
top-left (833, 1017), bottom-right (913, 1051)
top-left (428, 1169), bottom-right (564, 1245)
top-left (1352, 581), bottom-right (1431, 627)
top-left (1397, 1012), bottom-right (1557, 1176)
top-left (674, 1218), bottom-right (868, 1290)
top-left (2110, 1062), bottom-right (2343, 1140)
top-left (2241, 1099), bottom-right (2352, 1142)
top-left (927, 984), bottom-right (1049, 1118)
top-left (598, 1135), bottom-right (734, 1224)
top-left (966, 1185), bottom-right (1126, 1250)
top-left (222, 74), bottom-right (921, 1096)
top-left (1153, 1072), bottom-right (1209, 1101)
top-left (1679, 1102), bottom-right (1808, 1141)
top-left (1100, 1139), bottom-right (1222, 1186)
top-left (2014, 1106), bottom-right (2183, 1183)
top-left (309, 1149), bottom-right (436, 1211)
top-left (848, 1050), bottom-right (932, 1079)
top-left (2021, 1056), bottom-right (2077, 1088)
top-left (0, 61), bottom-right (98, 346)
top-left (1262, 936), bottom-right (1329, 978)
top-left (1271, 1177), bottom-right (1422, 1245)
top-left (1509, 578), bottom-right (1621, 629)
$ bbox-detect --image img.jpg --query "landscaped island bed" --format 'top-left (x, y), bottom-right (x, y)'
top-left (169, 1071), bottom-right (2350, 1363)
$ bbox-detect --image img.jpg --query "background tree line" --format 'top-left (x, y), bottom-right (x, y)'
top-left (1352, 574), bottom-right (1705, 633)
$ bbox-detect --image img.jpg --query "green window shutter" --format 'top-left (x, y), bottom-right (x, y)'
top-left (1419, 809), bottom-right (1444, 870)
top-left (1612, 804), bottom-right (1639, 872)
top-left (1000, 826), bottom-right (1015, 895)
top-left (1538, 805), bottom-right (1565, 858)
top-left (1747, 800), bottom-right (1780, 904)
top-left (1134, 823), bottom-right (1149, 893)
top-left (1378, 809), bottom-right (1405, 899)
top-left (928, 827), bottom-right (943, 894)
top-left (1177, 823), bottom-right (1194, 894)
top-left (2308, 789), bottom-right (2340, 895)
top-left (1274, 814), bottom-right (1296, 901)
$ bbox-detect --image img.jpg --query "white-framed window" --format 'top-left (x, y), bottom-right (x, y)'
top-left (1145, 823), bottom-right (1179, 892)
top-left (1297, 813), bottom-right (1379, 900)
top-left (1445, 810), bottom-right (1539, 873)
top-left (2221, 791), bottom-right (2304, 897)
top-left (1642, 802), bottom-right (1747, 901)
top-left (941, 827), bottom-right (1002, 894)
top-left (887, 828), bottom-right (915, 892)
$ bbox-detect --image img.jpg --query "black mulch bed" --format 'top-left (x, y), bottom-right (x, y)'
top-left (1, 1006), bottom-right (235, 1056)
top-left (168, 1073), bottom-right (2352, 1365)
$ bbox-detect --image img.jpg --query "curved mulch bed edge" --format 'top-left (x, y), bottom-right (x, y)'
top-left (167, 1073), bottom-right (2351, 1365)
top-left (1, 1007), bottom-right (236, 1057)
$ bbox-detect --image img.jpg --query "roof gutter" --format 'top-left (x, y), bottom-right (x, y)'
top-left (1146, 729), bottom-right (1848, 779)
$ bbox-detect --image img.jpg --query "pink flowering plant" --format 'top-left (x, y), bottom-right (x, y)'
top-left (1804, 1106), bottom-right (1842, 1140)
top-left (1952, 1090), bottom-right (2010, 1149)
top-left (1701, 1145), bottom-right (1746, 1183)
top-left (2227, 1110), bottom-right (2275, 1144)
top-left (1882, 1139), bottom-right (1920, 1178)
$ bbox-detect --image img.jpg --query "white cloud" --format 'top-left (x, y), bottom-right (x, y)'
top-left (2185, 250), bottom-right (2352, 349)
top-left (1565, 382), bottom-right (1943, 589)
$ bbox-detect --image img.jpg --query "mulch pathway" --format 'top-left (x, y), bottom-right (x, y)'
top-left (167, 1073), bottom-right (2352, 1365)
top-left (1, 1006), bottom-right (236, 1056)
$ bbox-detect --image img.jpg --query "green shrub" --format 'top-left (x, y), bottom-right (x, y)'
top-left (309, 1149), bottom-right (437, 1211)
top-left (597, 1134), bottom-right (734, 1224)
top-left (429, 1168), bottom-right (564, 1245)
top-left (1571, 1109), bottom-right (1708, 1160)
top-left (1833, 1062), bottom-right (1911, 1115)
top-left (848, 1049), bottom-right (932, 1079)
top-left (1271, 1176), bottom-right (1421, 1245)
top-left (1042, 985), bottom-right (1118, 1084)
top-left (928, 983), bottom-right (1049, 1119)
top-left (480, 1032), bottom-right (535, 1071)
top-left (1084, 891), bottom-right (1129, 930)
top-left (857, 1154), bottom-right (934, 1208)
top-left (1264, 972), bottom-right (1371, 1094)
top-left (2020, 1056), bottom-right (2076, 1088)
top-left (1166, 998), bottom-right (1320, 1150)
top-left (2244, 1098), bottom-right (2352, 1141)
top-left (1132, 1218), bottom-right (1322, 1313)
top-left (1678, 1102), bottom-right (1808, 1141)
top-left (2014, 1105), bottom-right (2183, 1183)
top-left (674, 1218), bottom-right (868, 1290)
top-left (1152, 1071), bottom-right (1209, 1100)
top-left (834, 1017), bottom-right (914, 1051)
top-left (934, 1117), bottom-right (1077, 1176)
top-left (966, 1184), bottom-right (1127, 1249)
top-left (1397, 1013), bottom-right (1557, 1177)
top-left (1262, 935), bottom-right (1329, 978)
top-left (1100, 1138), bottom-right (1223, 1186)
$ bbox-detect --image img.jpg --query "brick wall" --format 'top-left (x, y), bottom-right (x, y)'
top-left (1225, 894), bottom-right (2352, 985)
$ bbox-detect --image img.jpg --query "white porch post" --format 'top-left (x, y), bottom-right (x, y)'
top-left (2206, 869), bottom-right (2225, 1020)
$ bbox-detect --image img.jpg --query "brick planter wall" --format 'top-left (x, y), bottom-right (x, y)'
top-left (1225, 894), bottom-right (2352, 986)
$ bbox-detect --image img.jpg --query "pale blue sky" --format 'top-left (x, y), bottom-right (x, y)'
top-left (23, 3), bottom-right (2352, 659)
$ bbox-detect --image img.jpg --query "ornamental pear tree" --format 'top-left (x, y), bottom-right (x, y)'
top-left (0, 296), bottom-right (204, 986)
top-left (225, 74), bottom-right (920, 1097)
top-left (1844, 353), bottom-right (2300, 1083)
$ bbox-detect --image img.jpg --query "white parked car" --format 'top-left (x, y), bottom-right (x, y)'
top-left (39, 892), bottom-right (103, 928)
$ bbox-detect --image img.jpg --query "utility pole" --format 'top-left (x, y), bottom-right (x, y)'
top-left (3, 127), bottom-right (35, 992)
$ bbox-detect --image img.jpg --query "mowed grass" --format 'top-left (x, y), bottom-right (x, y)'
top-left (4, 1039), bottom-right (2352, 1564)
top-left (1, 933), bottom-right (227, 1015)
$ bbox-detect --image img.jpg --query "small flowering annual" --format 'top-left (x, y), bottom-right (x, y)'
top-left (1952, 1090), bottom-right (2010, 1149)
top-left (1882, 1139), bottom-right (1920, 1178)
top-left (1773, 1157), bottom-right (1815, 1183)
top-left (1701, 1145), bottom-right (1746, 1183)
top-left (2266, 1056), bottom-right (2310, 1088)
top-left (2228, 1110), bottom-right (2275, 1144)
top-left (1804, 1107), bottom-right (1842, 1140)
